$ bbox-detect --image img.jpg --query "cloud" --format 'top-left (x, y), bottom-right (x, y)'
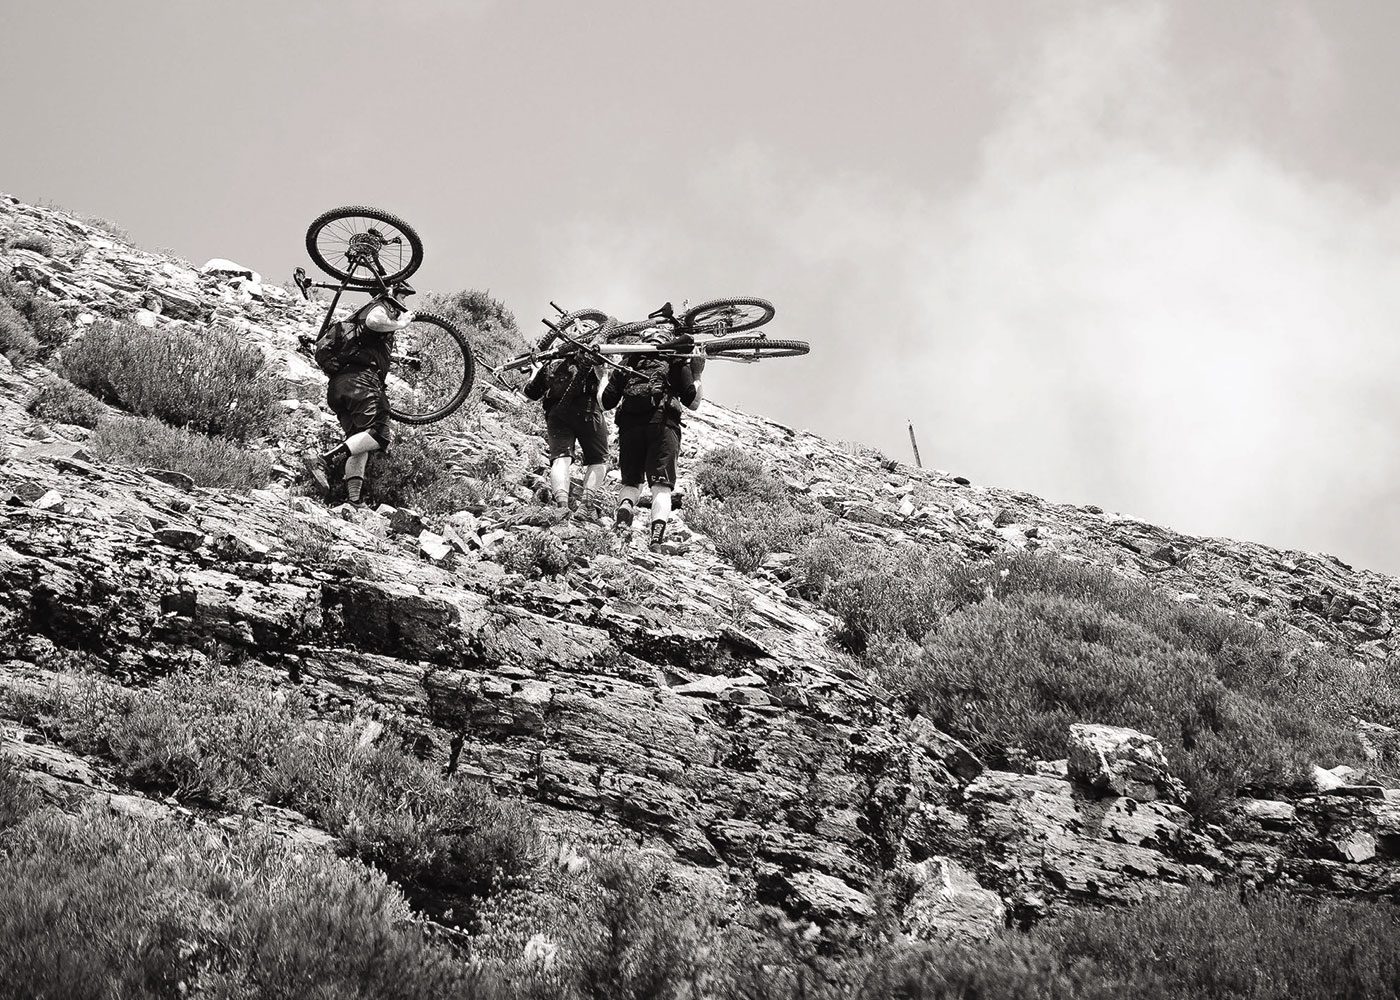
top-left (550, 1), bottom-right (1400, 570)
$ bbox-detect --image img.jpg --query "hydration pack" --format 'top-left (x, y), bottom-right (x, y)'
top-left (621, 355), bottom-right (671, 407)
top-left (544, 356), bottom-right (599, 416)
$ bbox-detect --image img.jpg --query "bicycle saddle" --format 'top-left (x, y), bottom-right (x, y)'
top-left (648, 302), bottom-right (676, 321)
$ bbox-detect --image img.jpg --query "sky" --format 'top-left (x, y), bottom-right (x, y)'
top-left (5, 1), bottom-right (1400, 571)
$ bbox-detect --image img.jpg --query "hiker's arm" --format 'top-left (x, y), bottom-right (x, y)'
top-left (601, 370), bottom-right (625, 411)
top-left (363, 304), bottom-right (415, 333)
top-left (669, 361), bottom-right (699, 410)
top-left (522, 362), bottom-right (548, 401)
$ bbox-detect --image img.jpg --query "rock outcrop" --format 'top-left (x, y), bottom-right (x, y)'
top-left (3, 192), bottom-right (1400, 941)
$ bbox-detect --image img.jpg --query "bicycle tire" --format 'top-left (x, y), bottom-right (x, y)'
top-left (703, 337), bottom-right (809, 360)
top-left (600, 319), bottom-right (663, 343)
top-left (537, 309), bottom-right (613, 350)
top-left (306, 206), bottom-right (424, 287)
top-left (385, 312), bottom-right (474, 424)
top-left (681, 297), bottom-right (775, 333)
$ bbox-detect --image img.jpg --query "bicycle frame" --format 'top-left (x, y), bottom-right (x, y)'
top-left (296, 260), bottom-right (407, 337)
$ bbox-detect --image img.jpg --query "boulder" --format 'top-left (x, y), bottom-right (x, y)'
top-left (902, 857), bottom-right (1005, 942)
top-left (1068, 722), bottom-right (1182, 802)
top-left (201, 258), bottom-right (262, 284)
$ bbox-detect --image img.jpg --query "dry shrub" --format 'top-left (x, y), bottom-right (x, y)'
top-left (26, 374), bottom-right (103, 428)
top-left (61, 319), bottom-right (277, 440)
top-left (91, 415), bottom-right (271, 491)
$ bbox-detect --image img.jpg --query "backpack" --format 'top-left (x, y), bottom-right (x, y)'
top-left (312, 301), bottom-right (377, 375)
top-left (543, 356), bottom-right (599, 416)
top-left (621, 355), bottom-right (671, 408)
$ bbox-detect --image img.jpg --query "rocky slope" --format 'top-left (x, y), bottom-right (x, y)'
top-left (2, 192), bottom-right (1399, 942)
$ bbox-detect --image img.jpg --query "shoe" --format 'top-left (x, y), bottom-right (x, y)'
top-left (614, 502), bottom-right (635, 530)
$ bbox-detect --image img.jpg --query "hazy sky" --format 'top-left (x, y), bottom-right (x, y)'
top-left (6, 1), bottom-right (1400, 571)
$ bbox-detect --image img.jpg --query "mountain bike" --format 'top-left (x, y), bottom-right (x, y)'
top-left (489, 297), bottom-right (807, 392)
top-left (292, 206), bottom-right (475, 424)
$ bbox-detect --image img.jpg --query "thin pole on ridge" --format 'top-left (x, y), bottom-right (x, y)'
top-left (908, 420), bottom-right (923, 469)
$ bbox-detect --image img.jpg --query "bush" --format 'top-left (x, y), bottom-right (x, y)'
top-left (91, 415), bottom-right (271, 490)
top-left (0, 808), bottom-right (477, 1000)
top-left (9, 234), bottom-right (52, 255)
top-left (18, 658), bottom-right (540, 918)
top-left (687, 448), bottom-right (831, 574)
top-left (61, 320), bottom-right (277, 440)
top-left (496, 525), bottom-right (612, 578)
top-left (0, 272), bottom-right (72, 348)
top-left (422, 288), bottom-right (529, 369)
top-left (0, 299), bottom-right (38, 363)
top-left (365, 427), bottom-right (485, 515)
top-left (26, 374), bottom-right (103, 427)
top-left (825, 551), bottom-right (1393, 811)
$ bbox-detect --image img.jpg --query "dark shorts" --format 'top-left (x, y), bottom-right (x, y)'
top-left (618, 422), bottom-right (680, 488)
top-left (328, 367), bottom-right (392, 447)
top-left (545, 409), bottom-right (608, 466)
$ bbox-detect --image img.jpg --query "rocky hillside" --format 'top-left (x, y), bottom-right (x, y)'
top-left (2, 191), bottom-right (1399, 948)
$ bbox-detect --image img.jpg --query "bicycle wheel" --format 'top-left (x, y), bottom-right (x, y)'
top-left (306, 206), bottom-right (424, 288)
top-left (704, 337), bottom-right (809, 360)
top-left (537, 309), bottom-right (612, 350)
top-left (682, 297), bottom-right (775, 333)
top-left (386, 312), bottom-right (474, 424)
top-left (600, 319), bottom-right (663, 343)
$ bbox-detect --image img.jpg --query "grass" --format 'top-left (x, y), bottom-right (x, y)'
top-left (61, 319), bottom-right (277, 440)
top-left (13, 658), bottom-right (540, 920)
top-left (26, 374), bottom-right (103, 428)
top-left (91, 415), bottom-right (272, 490)
top-left (806, 549), bottom-right (1400, 813)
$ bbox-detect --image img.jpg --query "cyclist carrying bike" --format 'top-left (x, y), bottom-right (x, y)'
top-left (601, 325), bottom-right (706, 551)
top-left (522, 352), bottom-right (610, 516)
top-left (305, 282), bottom-right (418, 504)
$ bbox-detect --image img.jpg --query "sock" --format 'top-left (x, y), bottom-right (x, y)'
top-left (649, 518), bottom-right (667, 547)
top-left (345, 452), bottom-right (369, 481)
top-left (651, 486), bottom-right (673, 523)
top-left (322, 442), bottom-right (350, 463)
top-left (345, 476), bottom-right (364, 503)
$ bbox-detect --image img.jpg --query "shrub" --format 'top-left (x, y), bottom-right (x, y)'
top-left (0, 272), bottom-right (72, 348)
top-left (91, 415), bottom-right (271, 490)
top-left (497, 525), bottom-right (612, 578)
top-left (422, 288), bottom-right (529, 369)
top-left (18, 658), bottom-right (540, 918)
top-left (687, 448), bottom-right (831, 574)
top-left (0, 808), bottom-right (476, 1000)
top-left (80, 214), bottom-right (131, 241)
top-left (0, 299), bottom-right (39, 363)
top-left (365, 427), bottom-right (484, 515)
top-left (694, 446), bottom-right (783, 502)
top-left (9, 234), bottom-right (52, 255)
top-left (844, 552), bottom-right (1392, 812)
top-left (25, 374), bottom-right (103, 427)
top-left (61, 319), bottom-right (277, 440)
